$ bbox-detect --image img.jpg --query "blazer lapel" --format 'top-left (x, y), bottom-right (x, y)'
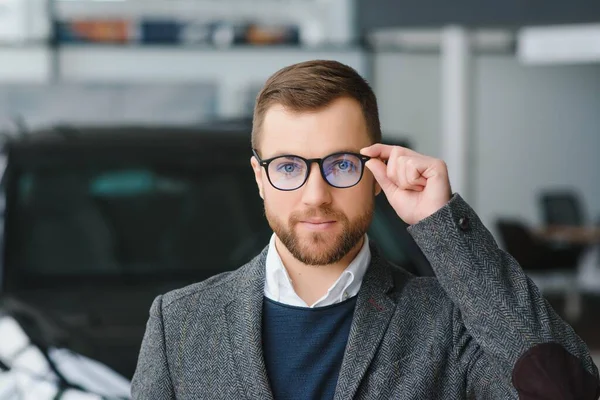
top-left (224, 247), bottom-right (274, 400)
top-left (334, 244), bottom-right (397, 400)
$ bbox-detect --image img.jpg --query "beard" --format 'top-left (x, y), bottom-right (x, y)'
top-left (265, 199), bottom-right (374, 266)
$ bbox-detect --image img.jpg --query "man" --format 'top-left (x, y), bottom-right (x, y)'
top-left (131, 60), bottom-right (599, 399)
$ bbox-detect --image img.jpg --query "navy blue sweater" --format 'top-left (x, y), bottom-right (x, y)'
top-left (262, 296), bottom-right (358, 400)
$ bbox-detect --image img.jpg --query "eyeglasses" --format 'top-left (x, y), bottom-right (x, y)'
top-left (252, 149), bottom-right (371, 191)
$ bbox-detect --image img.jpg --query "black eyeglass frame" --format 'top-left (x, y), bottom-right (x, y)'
top-left (252, 148), bottom-right (371, 191)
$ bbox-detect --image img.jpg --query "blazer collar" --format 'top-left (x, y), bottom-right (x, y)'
top-left (334, 242), bottom-right (398, 399)
top-left (224, 246), bottom-right (273, 400)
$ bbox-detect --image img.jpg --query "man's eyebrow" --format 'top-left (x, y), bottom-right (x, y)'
top-left (268, 152), bottom-right (299, 158)
top-left (326, 148), bottom-right (363, 155)
top-left (266, 149), bottom-right (362, 158)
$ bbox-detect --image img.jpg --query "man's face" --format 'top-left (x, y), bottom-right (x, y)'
top-left (251, 97), bottom-right (381, 265)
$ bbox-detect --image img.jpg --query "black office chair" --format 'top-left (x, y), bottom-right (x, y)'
top-left (539, 190), bottom-right (591, 261)
top-left (539, 190), bottom-right (585, 227)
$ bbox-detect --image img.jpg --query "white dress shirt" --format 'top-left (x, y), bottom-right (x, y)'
top-left (264, 233), bottom-right (371, 308)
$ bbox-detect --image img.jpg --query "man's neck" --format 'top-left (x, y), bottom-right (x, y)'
top-left (274, 236), bottom-right (365, 307)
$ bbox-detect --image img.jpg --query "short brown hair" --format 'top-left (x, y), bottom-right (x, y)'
top-left (252, 60), bottom-right (381, 149)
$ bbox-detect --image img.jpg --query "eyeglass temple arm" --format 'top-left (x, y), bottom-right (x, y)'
top-left (252, 148), bottom-right (263, 161)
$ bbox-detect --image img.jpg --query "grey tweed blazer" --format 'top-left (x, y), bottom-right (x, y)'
top-left (132, 194), bottom-right (600, 399)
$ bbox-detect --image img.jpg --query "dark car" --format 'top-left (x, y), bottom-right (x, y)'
top-left (0, 122), bottom-right (433, 379)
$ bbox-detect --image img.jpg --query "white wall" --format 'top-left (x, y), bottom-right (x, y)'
top-left (474, 56), bottom-right (600, 231)
top-left (0, 83), bottom-right (217, 130)
top-left (373, 53), bottom-right (442, 158)
top-left (373, 52), bottom-right (600, 236)
top-left (58, 47), bottom-right (367, 118)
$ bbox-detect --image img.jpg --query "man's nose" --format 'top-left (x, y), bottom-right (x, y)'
top-left (301, 163), bottom-right (332, 207)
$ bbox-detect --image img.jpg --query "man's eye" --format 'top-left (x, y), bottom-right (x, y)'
top-left (277, 163), bottom-right (301, 174)
top-left (333, 160), bottom-right (357, 172)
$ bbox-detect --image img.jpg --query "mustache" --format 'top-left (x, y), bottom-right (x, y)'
top-left (289, 206), bottom-right (345, 223)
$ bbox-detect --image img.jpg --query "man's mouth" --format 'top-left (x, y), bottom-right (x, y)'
top-left (298, 220), bottom-right (337, 230)
top-left (303, 219), bottom-right (336, 224)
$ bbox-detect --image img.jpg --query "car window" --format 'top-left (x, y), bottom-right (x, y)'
top-left (8, 164), bottom-right (272, 282)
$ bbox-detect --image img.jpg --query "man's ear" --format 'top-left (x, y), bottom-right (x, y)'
top-left (250, 156), bottom-right (265, 199)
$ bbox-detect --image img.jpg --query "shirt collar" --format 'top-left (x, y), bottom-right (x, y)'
top-left (264, 233), bottom-right (371, 308)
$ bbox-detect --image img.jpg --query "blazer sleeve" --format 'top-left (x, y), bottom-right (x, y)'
top-left (407, 194), bottom-right (600, 399)
top-left (131, 295), bottom-right (176, 399)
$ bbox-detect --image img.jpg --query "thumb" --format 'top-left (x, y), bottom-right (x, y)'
top-left (365, 158), bottom-right (396, 195)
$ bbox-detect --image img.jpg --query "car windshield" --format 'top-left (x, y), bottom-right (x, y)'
top-left (7, 162), bottom-right (272, 285)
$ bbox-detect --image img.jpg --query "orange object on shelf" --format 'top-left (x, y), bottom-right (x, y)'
top-left (71, 20), bottom-right (131, 43)
top-left (246, 24), bottom-right (299, 45)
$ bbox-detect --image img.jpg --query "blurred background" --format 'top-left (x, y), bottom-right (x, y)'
top-left (0, 0), bottom-right (599, 397)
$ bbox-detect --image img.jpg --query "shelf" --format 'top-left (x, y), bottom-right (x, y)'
top-left (0, 46), bottom-right (52, 83)
top-left (54, 0), bottom-right (355, 47)
top-left (55, 0), bottom-right (317, 19)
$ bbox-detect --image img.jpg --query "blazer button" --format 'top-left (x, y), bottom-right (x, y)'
top-left (458, 217), bottom-right (470, 231)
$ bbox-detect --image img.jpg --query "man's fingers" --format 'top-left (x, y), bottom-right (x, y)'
top-left (396, 156), bottom-right (426, 191)
top-left (361, 143), bottom-right (418, 160)
top-left (400, 157), bottom-right (428, 188)
top-left (365, 158), bottom-right (395, 194)
top-left (360, 143), bottom-right (393, 159)
top-left (407, 167), bottom-right (427, 188)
